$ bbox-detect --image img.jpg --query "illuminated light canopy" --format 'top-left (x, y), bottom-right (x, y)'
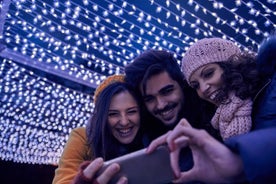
top-left (0, 0), bottom-right (275, 165)
top-left (0, 59), bottom-right (94, 164)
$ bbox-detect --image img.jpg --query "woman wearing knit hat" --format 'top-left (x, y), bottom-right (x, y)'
top-left (53, 74), bottom-right (148, 184)
top-left (147, 33), bottom-right (276, 184)
top-left (181, 37), bottom-right (261, 140)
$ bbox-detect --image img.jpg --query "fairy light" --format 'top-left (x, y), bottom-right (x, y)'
top-left (0, 0), bottom-right (275, 165)
top-left (151, 0), bottom-right (275, 56)
top-left (8, 1), bottom-right (123, 76)
top-left (0, 59), bottom-right (94, 164)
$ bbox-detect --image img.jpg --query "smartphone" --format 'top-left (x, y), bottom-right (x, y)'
top-left (97, 145), bottom-right (174, 184)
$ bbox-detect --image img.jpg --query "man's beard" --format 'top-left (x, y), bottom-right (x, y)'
top-left (153, 102), bottom-right (183, 129)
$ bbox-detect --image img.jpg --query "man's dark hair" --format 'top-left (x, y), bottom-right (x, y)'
top-left (125, 49), bottom-right (185, 94)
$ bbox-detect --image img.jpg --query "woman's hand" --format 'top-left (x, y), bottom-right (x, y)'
top-left (74, 158), bottom-right (127, 184)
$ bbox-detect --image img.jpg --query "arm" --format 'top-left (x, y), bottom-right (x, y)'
top-left (225, 127), bottom-right (276, 183)
top-left (52, 127), bottom-right (90, 184)
top-left (253, 72), bottom-right (276, 129)
top-left (253, 32), bottom-right (276, 129)
top-left (148, 119), bottom-right (276, 183)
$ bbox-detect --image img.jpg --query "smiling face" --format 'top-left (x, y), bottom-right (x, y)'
top-left (108, 90), bottom-right (140, 144)
top-left (142, 71), bottom-right (184, 126)
top-left (189, 63), bottom-right (224, 105)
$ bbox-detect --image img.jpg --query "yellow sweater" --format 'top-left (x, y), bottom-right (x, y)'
top-left (52, 127), bottom-right (91, 184)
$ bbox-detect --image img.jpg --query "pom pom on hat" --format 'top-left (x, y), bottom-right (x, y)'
top-left (93, 74), bottom-right (125, 103)
top-left (182, 38), bottom-right (241, 84)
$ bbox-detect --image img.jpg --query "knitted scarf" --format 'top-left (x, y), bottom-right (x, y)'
top-left (211, 92), bottom-right (252, 141)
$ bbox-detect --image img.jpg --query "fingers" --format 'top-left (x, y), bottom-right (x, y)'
top-left (83, 158), bottom-right (121, 184)
top-left (169, 136), bottom-right (190, 179)
top-left (177, 118), bottom-right (192, 128)
top-left (167, 119), bottom-right (207, 150)
top-left (166, 122), bottom-right (191, 151)
top-left (172, 170), bottom-right (196, 183)
top-left (146, 131), bottom-right (171, 153)
top-left (146, 119), bottom-right (191, 153)
top-left (169, 148), bottom-right (181, 178)
top-left (83, 158), bottom-right (104, 179)
top-left (173, 136), bottom-right (189, 148)
top-left (97, 163), bottom-right (120, 184)
top-left (116, 176), bottom-right (128, 184)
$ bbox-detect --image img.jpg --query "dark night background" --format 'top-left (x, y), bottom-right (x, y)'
top-left (1, 160), bottom-right (56, 184)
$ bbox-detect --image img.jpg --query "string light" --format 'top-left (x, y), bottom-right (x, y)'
top-left (0, 0), bottom-right (275, 165)
top-left (0, 59), bottom-right (93, 164)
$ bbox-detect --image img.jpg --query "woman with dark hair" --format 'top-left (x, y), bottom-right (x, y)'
top-left (147, 34), bottom-right (276, 183)
top-left (53, 74), bottom-right (148, 184)
top-left (87, 80), bottom-right (146, 161)
top-left (181, 37), bottom-right (261, 141)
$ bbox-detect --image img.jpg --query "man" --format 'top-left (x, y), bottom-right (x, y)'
top-left (124, 49), bottom-right (220, 140)
top-left (124, 49), bottom-right (222, 182)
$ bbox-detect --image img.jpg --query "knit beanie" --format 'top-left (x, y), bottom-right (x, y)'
top-left (93, 74), bottom-right (125, 103)
top-left (182, 38), bottom-right (241, 84)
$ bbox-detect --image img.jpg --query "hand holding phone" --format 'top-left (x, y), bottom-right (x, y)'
top-left (97, 145), bottom-right (174, 184)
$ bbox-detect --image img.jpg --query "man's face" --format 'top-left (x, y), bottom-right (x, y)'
top-left (141, 71), bottom-right (184, 126)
